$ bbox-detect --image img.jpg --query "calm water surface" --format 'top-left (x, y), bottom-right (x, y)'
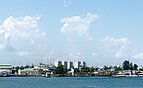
top-left (0, 77), bottom-right (142, 88)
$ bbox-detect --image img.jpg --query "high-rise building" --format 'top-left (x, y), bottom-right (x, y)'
top-left (54, 61), bottom-right (62, 67)
top-left (81, 61), bottom-right (86, 67)
top-left (67, 61), bottom-right (74, 69)
top-left (62, 61), bottom-right (67, 69)
top-left (54, 60), bottom-right (86, 69)
top-left (74, 61), bottom-right (81, 69)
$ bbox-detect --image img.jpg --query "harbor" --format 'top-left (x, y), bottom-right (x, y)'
top-left (0, 60), bottom-right (143, 78)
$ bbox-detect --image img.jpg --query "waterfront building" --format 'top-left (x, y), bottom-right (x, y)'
top-left (18, 68), bottom-right (39, 76)
top-left (81, 61), bottom-right (86, 68)
top-left (74, 61), bottom-right (81, 69)
top-left (67, 68), bottom-right (74, 76)
top-left (74, 61), bottom-right (86, 68)
top-left (67, 61), bottom-right (74, 69)
top-left (55, 60), bottom-right (86, 69)
top-left (0, 64), bottom-right (12, 76)
top-left (62, 61), bottom-right (67, 69)
top-left (54, 61), bottom-right (62, 67)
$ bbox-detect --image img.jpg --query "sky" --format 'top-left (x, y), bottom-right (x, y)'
top-left (0, 0), bottom-right (143, 66)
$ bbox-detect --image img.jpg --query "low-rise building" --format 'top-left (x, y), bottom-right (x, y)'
top-left (18, 68), bottom-right (39, 76)
top-left (0, 64), bottom-right (12, 76)
top-left (18, 64), bottom-right (50, 76)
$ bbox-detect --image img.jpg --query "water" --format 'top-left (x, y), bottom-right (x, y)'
top-left (0, 77), bottom-right (142, 88)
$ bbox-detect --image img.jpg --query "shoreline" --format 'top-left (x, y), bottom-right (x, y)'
top-left (1, 75), bottom-right (143, 78)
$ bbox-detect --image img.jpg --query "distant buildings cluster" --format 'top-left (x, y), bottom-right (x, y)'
top-left (0, 61), bottom-right (86, 77)
top-left (2, 60), bottom-right (143, 77)
top-left (54, 61), bottom-right (86, 69)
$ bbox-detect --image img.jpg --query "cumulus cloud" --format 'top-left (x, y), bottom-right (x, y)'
top-left (60, 13), bottom-right (98, 38)
top-left (18, 51), bottom-right (32, 56)
top-left (2, 16), bottom-right (45, 38)
top-left (2, 16), bottom-right (39, 31)
top-left (0, 16), bottom-right (45, 52)
top-left (133, 52), bottom-right (143, 59)
top-left (102, 36), bottom-right (129, 58)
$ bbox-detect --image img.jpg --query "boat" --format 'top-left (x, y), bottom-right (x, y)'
top-left (111, 75), bottom-right (125, 78)
top-left (44, 70), bottom-right (52, 77)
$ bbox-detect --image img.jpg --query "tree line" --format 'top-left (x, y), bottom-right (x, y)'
top-left (123, 60), bottom-right (138, 70)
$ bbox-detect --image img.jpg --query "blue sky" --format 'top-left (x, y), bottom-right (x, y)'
top-left (0, 0), bottom-right (143, 66)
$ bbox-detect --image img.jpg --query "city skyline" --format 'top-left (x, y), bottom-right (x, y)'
top-left (0, 0), bottom-right (143, 66)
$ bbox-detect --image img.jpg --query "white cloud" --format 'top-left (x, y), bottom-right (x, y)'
top-left (0, 16), bottom-right (46, 52)
top-left (102, 36), bottom-right (129, 58)
top-left (103, 36), bottom-right (129, 48)
top-left (18, 51), bottom-right (32, 56)
top-left (3, 16), bottom-right (39, 31)
top-left (2, 16), bottom-right (45, 38)
top-left (133, 52), bottom-right (143, 59)
top-left (115, 45), bottom-right (127, 58)
top-left (60, 13), bottom-right (98, 37)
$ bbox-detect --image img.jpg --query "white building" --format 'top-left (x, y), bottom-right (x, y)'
top-left (67, 68), bottom-right (74, 76)
top-left (18, 68), bottom-right (39, 76)
top-left (74, 61), bottom-right (81, 68)
top-left (54, 61), bottom-right (62, 67)
top-left (74, 61), bottom-right (86, 68)
top-left (54, 60), bottom-right (86, 69)
top-left (0, 64), bottom-right (12, 76)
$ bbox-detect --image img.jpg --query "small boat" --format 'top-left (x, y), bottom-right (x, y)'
top-left (45, 72), bottom-right (52, 77)
top-left (111, 75), bottom-right (125, 78)
top-left (44, 70), bottom-right (52, 77)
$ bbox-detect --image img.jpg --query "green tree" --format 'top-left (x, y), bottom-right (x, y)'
top-left (54, 65), bottom-right (66, 75)
top-left (122, 60), bottom-right (138, 70)
top-left (19, 66), bottom-right (24, 70)
top-left (114, 66), bottom-right (122, 71)
top-left (113, 66), bottom-right (122, 75)
top-left (80, 67), bottom-right (89, 72)
top-left (74, 68), bottom-right (80, 73)
top-left (15, 66), bottom-right (20, 73)
top-left (123, 60), bottom-right (130, 70)
top-left (25, 65), bottom-right (30, 68)
top-left (129, 62), bottom-right (133, 70)
top-left (103, 66), bottom-right (108, 70)
top-left (133, 64), bottom-right (138, 70)
top-left (89, 67), bottom-right (95, 72)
